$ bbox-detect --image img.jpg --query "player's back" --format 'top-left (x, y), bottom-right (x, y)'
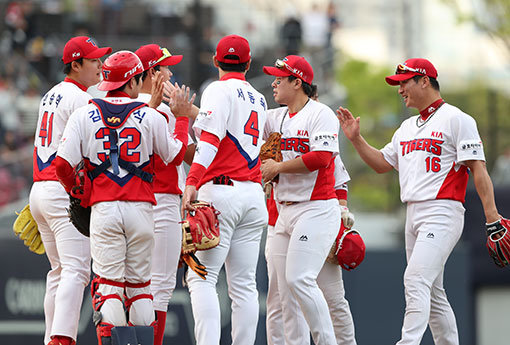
top-left (194, 77), bottom-right (267, 185)
top-left (60, 96), bottom-right (182, 204)
top-left (33, 80), bottom-right (91, 181)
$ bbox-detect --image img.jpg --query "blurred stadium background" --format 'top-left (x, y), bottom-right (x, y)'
top-left (0, 0), bottom-right (509, 344)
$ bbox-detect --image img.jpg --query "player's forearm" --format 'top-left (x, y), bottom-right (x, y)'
top-left (55, 156), bottom-right (75, 193)
top-left (470, 161), bottom-right (499, 222)
top-left (350, 135), bottom-right (393, 173)
top-left (169, 117), bottom-right (190, 165)
top-left (277, 157), bottom-right (310, 174)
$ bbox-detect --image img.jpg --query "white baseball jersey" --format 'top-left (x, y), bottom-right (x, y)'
top-left (381, 103), bottom-right (484, 203)
top-left (57, 96), bottom-right (185, 205)
top-left (136, 93), bottom-right (193, 194)
top-left (265, 108), bottom-right (349, 193)
top-left (266, 100), bottom-right (339, 202)
top-left (33, 78), bottom-right (91, 181)
top-left (192, 74), bottom-right (267, 185)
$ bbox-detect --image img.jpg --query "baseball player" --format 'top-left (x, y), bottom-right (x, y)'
top-left (337, 58), bottom-right (503, 345)
top-left (55, 50), bottom-right (194, 345)
top-left (29, 36), bottom-right (111, 345)
top-left (260, 55), bottom-right (342, 345)
top-left (134, 43), bottom-right (196, 345)
top-left (265, 155), bottom-right (357, 345)
top-left (181, 34), bottom-right (268, 345)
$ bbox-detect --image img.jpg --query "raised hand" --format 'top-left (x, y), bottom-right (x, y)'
top-left (336, 106), bottom-right (361, 142)
top-left (170, 84), bottom-right (196, 118)
top-left (148, 71), bottom-right (164, 109)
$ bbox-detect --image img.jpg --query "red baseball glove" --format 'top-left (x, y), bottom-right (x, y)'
top-left (181, 201), bottom-right (220, 280)
top-left (486, 217), bottom-right (510, 268)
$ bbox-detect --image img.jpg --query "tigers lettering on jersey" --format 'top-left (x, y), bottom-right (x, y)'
top-left (400, 138), bottom-right (444, 156)
top-left (282, 137), bottom-right (310, 154)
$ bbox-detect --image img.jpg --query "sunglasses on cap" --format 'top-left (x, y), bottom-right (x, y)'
top-left (275, 59), bottom-right (305, 79)
top-left (156, 47), bottom-right (173, 64)
top-left (395, 64), bottom-right (427, 75)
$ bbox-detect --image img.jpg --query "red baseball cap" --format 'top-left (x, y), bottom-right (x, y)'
top-left (215, 35), bottom-right (251, 64)
top-left (263, 55), bottom-right (314, 84)
top-left (385, 58), bottom-right (438, 86)
top-left (97, 51), bottom-right (144, 91)
top-left (134, 44), bottom-right (183, 71)
top-left (62, 36), bottom-right (112, 64)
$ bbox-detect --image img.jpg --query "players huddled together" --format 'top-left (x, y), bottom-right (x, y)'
top-left (13, 33), bottom-right (508, 345)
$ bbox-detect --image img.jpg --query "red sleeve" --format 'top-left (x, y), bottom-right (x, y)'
top-left (185, 131), bottom-right (221, 187)
top-left (169, 117), bottom-right (190, 165)
top-left (267, 188), bottom-right (279, 226)
top-left (200, 131), bottom-right (221, 146)
top-left (55, 156), bottom-right (75, 193)
top-left (301, 151), bottom-right (333, 171)
top-left (335, 189), bottom-right (347, 200)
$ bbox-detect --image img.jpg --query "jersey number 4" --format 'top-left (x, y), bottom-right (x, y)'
top-left (244, 110), bottom-right (259, 146)
top-left (38, 111), bottom-right (54, 147)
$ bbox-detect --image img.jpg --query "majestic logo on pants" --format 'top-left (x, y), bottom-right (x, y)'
top-left (426, 233), bottom-right (435, 239)
top-left (299, 235), bottom-right (308, 241)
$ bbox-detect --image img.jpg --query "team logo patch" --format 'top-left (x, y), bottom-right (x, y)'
top-left (107, 117), bottom-right (121, 124)
top-left (103, 70), bottom-right (111, 80)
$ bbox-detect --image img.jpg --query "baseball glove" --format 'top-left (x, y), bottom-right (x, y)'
top-left (13, 204), bottom-right (45, 254)
top-left (67, 195), bottom-right (91, 237)
top-left (260, 132), bottom-right (283, 163)
top-left (181, 201), bottom-right (220, 254)
top-left (181, 252), bottom-right (208, 280)
top-left (486, 217), bottom-right (510, 268)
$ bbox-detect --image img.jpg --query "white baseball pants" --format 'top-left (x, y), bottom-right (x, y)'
top-left (186, 180), bottom-right (268, 345)
top-left (90, 201), bottom-right (155, 326)
top-left (30, 181), bottom-right (91, 344)
top-left (272, 199), bottom-right (340, 345)
top-left (152, 193), bottom-right (182, 312)
top-left (397, 199), bottom-right (463, 345)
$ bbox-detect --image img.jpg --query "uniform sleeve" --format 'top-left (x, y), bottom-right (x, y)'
top-left (57, 110), bottom-right (84, 168)
top-left (333, 155), bottom-right (350, 186)
top-left (381, 128), bottom-right (400, 171)
top-left (264, 108), bottom-right (279, 140)
top-left (453, 113), bottom-right (485, 163)
top-left (152, 110), bottom-right (186, 164)
top-left (193, 82), bottom-right (230, 140)
top-left (309, 107), bottom-right (339, 154)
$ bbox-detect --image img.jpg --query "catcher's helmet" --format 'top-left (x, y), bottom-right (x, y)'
top-left (334, 229), bottom-right (366, 271)
top-left (97, 50), bottom-right (143, 91)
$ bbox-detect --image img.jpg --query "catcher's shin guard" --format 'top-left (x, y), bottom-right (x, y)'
top-left (125, 280), bottom-right (154, 325)
top-left (154, 310), bottom-right (167, 345)
top-left (91, 276), bottom-right (126, 345)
